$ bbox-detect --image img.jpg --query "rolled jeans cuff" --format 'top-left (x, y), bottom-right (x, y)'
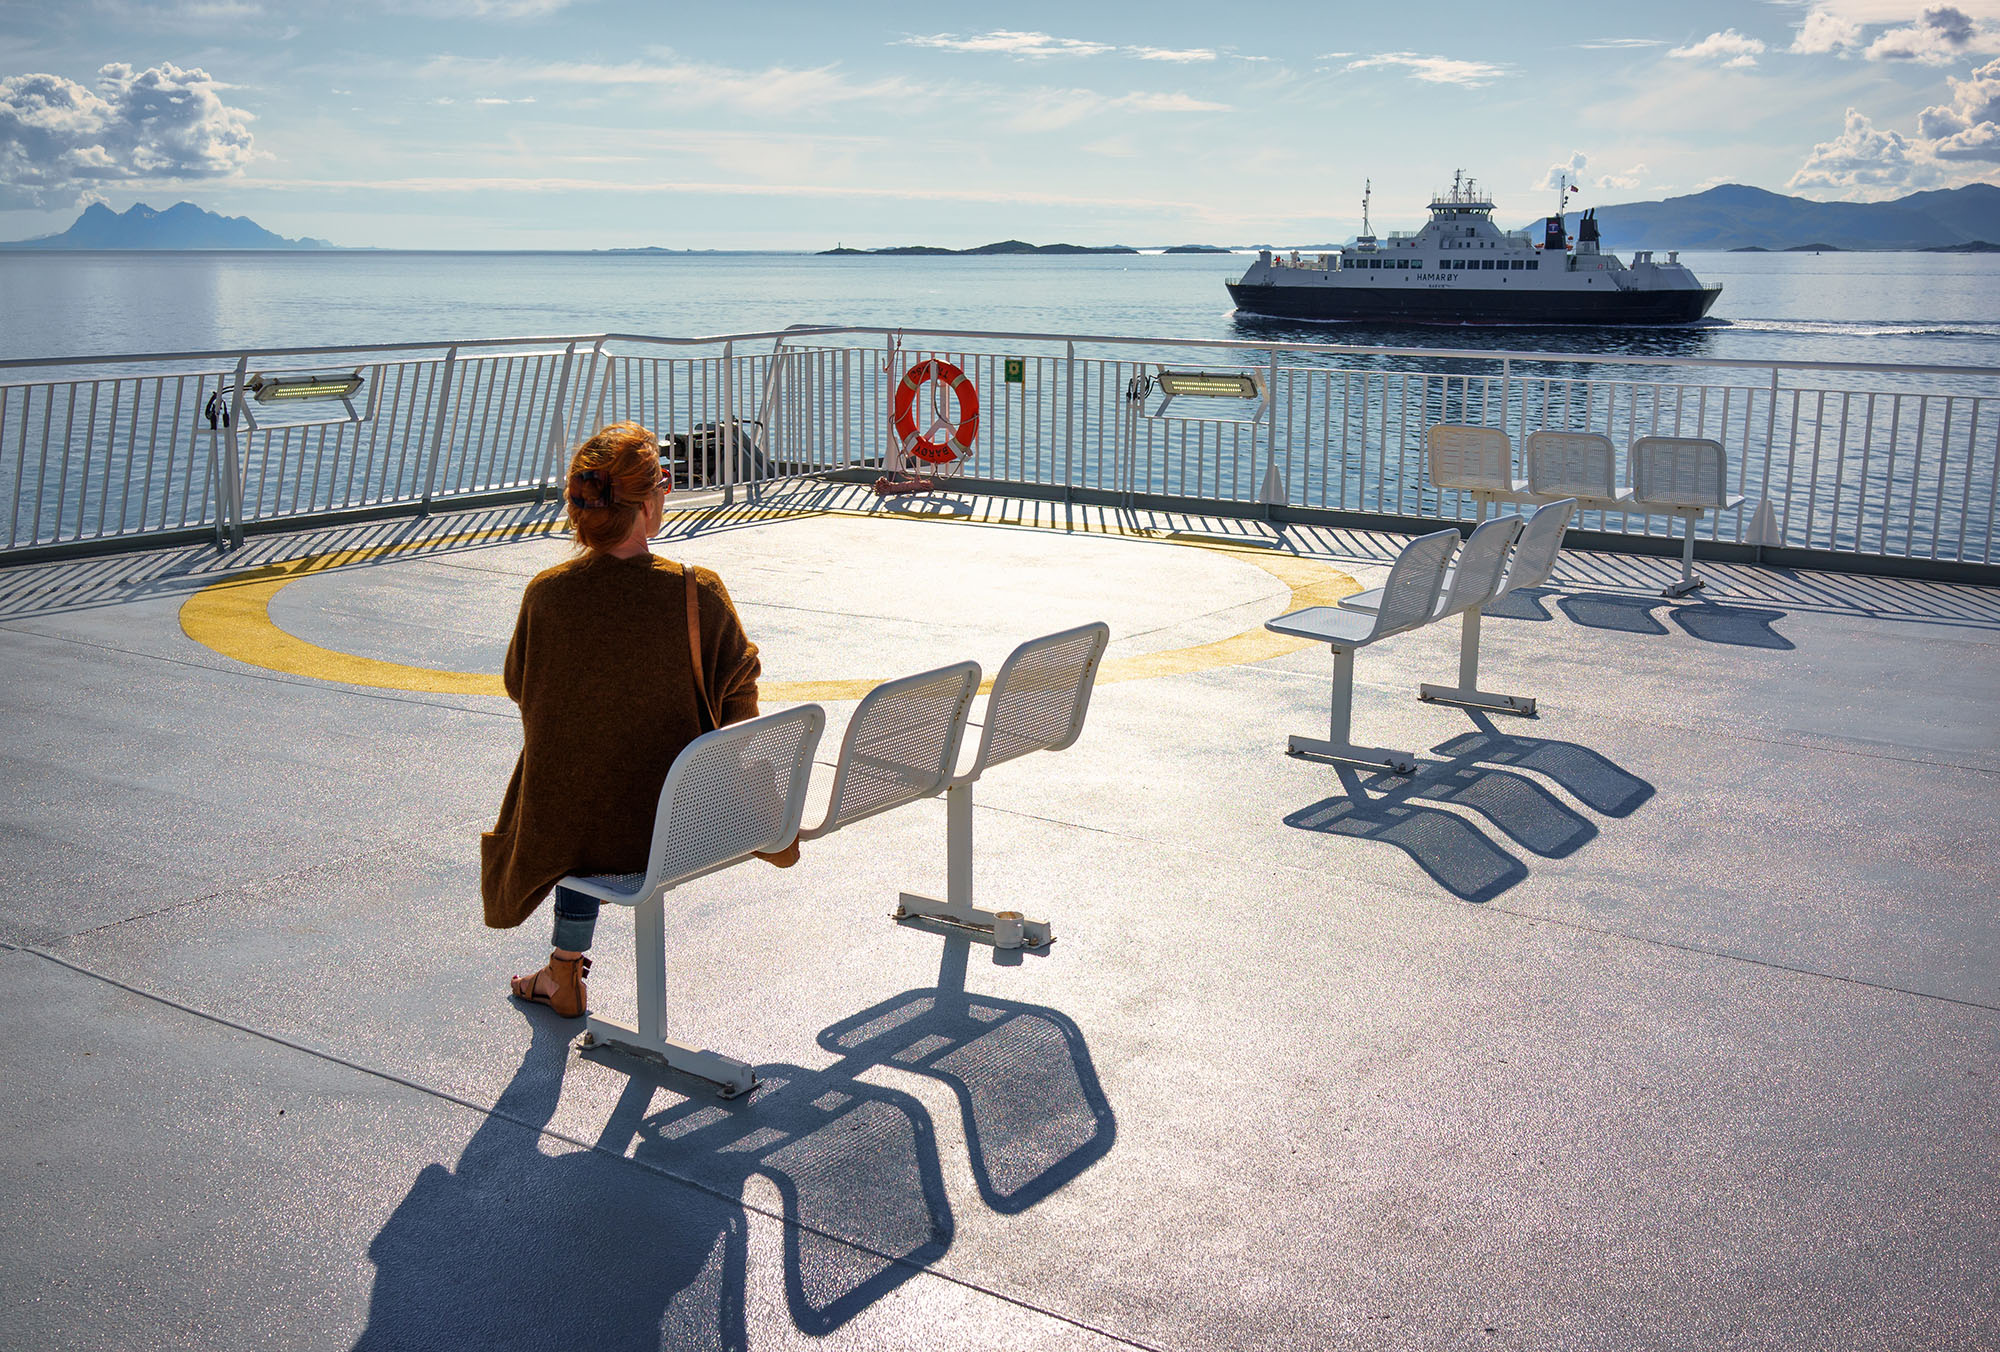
top-left (550, 884), bottom-right (599, 953)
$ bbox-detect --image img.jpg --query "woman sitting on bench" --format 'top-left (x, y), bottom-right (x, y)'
top-left (480, 422), bottom-right (764, 1017)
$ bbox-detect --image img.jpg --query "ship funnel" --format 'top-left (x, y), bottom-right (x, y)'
top-left (1578, 209), bottom-right (1600, 246)
top-left (1544, 215), bottom-right (1566, 251)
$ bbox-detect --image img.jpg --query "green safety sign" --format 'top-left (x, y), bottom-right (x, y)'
top-left (1004, 358), bottom-right (1025, 384)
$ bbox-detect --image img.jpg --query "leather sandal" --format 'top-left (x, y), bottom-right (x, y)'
top-left (510, 951), bottom-right (591, 1018)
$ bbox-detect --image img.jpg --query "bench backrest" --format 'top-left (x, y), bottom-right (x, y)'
top-left (1372, 529), bottom-right (1462, 637)
top-left (1496, 498), bottom-right (1575, 597)
top-left (1439, 514), bottom-right (1524, 617)
top-left (1427, 425), bottom-right (1516, 492)
top-left (1630, 436), bottom-right (1729, 508)
top-left (649, 703), bottom-right (826, 889)
top-left (807, 661), bottom-right (981, 837)
top-left (964, 622), bottom-right (1111, 781)
top-left (1525, 430), bottom-right (1620, 499)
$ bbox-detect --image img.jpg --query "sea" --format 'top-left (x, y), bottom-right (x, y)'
top-left (4, 249), bottom-right (2000, 373)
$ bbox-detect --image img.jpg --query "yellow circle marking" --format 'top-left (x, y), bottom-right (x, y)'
top-left (179, 509), bottom-right (1359, 701)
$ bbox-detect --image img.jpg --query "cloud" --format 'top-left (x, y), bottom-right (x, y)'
top-left (1918, 55), bottom-right (2000, 157)
top-left (1536, 151), bottom-right (1590, 191)
top-left (1127, 46), bottom-right (1218, 62)
top-left (1791, 7), bottom-right (1866, 53)
top-left (1668, 29), bottom-right (1767, 67)
top-left (1005, 87), bottom-right (1229, 131)
top-left (900, 30), bottom-right (1113, 57)
top-left (1533, 150), bottom-right (1648, 192)
top-left (420, 54), bottom-right (931, 117)
top-left (399, 0), bottom-right (580, 15)
top-left (1864, 5), bottom-right (2000, 62)
top-left (1341, 52), bottom-right (1510, 85)
top-left (1788, 105), bottom-right (1949, 193)
top-left (1573, 38), bottom-right (1668, 49)
top-left (898, 31), bottom-right (1219, 62)
top-left (0, 61), bottom-right (255, 209)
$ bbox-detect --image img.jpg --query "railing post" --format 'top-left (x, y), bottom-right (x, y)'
top-left (1064, 340), bottom-right (1075, 503)
top-left (750, 339), bottom-right (791, 499)
top-left (722, 340), bottom-right (736, 506)
top-left (217, 355), bottom-right (248, 549)
top-left (418, 344), bottom-right (458, 512)
top-left (1265, 347), bottom-right (1282, 517)
top-left (538, 342), bottom-right (578, 503)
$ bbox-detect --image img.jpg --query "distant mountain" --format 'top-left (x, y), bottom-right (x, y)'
top-left (1540, 183), bottom-right (2000, 252)
top-left (819, 239), bottom-right (1138, 256)
top-left (0, 202), bottom-right (334, 250)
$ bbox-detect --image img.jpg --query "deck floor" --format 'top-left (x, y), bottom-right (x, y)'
top-left (3, 483), bottom-right (1997, 1351)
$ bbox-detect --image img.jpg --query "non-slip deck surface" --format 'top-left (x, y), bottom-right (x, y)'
top-left (3, 485), bottom-right (1996, 1351)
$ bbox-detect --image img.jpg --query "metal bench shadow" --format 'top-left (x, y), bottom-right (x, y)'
top-left (1430, 715), bottom-right (1656, 819)
top-left (1358, 757), bottom-right (1599, 860)
top-left (1556, 592), bottom-right (1793, 648)
top-left (1285, 769), bottom-right (1530, 904)
top-left (361, 926), bottom-right (1117, 1347)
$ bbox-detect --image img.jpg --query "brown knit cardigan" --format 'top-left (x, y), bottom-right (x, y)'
top-left (479, 551), bottom-right (761, 929)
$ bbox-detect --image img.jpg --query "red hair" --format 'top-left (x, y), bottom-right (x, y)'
top-left (565, 422), bottom-right (665, 552)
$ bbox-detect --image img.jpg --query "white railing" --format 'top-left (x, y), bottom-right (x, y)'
top-left (4, 326), bottom-right (1997, 570)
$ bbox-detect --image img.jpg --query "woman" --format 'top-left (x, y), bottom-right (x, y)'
top-left (481, 422), bottom-right (762, 1017)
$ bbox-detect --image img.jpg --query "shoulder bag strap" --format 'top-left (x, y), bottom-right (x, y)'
top-left (685, 563), bottom-right (719, 733)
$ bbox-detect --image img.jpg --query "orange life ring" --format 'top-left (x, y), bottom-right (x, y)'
top-left (891, 359), bottom-right (979, 465)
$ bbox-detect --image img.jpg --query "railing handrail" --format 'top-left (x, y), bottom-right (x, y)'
top-left (9, 325), bottom-right (2000, 382)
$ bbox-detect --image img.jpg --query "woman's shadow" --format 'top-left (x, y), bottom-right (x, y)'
top-left (354, 1010), bottom-right (753, 1351)
top-left (355, 935), bottom-right (1114, 1350)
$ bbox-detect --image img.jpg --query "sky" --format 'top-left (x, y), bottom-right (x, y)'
top-left (2, 0), bottom-right (1999, 250)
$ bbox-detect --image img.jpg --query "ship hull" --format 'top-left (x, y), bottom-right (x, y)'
top-left (1227, 281), bottom-right (1722, 326)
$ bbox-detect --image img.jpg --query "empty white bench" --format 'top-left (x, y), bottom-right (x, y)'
top-left (1427, 424), bottom-right (1533, 517)
top-left (894, 622), bottom-right (1111, 952)
top-left (1418, 499), bottom-right (1575, 716)
top-left (1629, 435), bottom-right (1743, 598)
top-left (1339, 501), bottom-right (1573, 717)
top-left (1265, 528), bottom-right (1460, 774)
top-left (565, 703), bottom-right (827, 1097)
top-left (1524, 430), bottom-right (1628, 510)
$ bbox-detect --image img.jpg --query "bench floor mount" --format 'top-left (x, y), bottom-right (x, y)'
top-left (1418, 683), bottom-right (1537, 717)
top-left (579, 1020), bottom-right (759, 1099)
top-left (1284, 735), bottom-right (1419, 776)
top-left (894, 892), bottom-right (1053, 951)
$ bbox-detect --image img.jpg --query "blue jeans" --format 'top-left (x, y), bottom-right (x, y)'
top-left (551, 885), bottom-right (599, 953)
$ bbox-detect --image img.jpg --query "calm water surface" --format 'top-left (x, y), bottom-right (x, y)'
top-left (5, 250), bottom-right (2000, 372)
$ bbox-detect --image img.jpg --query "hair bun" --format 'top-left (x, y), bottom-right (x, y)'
top-left (566, 467), bottom-right (613, 510)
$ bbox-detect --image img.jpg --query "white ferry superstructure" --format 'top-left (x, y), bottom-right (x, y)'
top-left (1227, 173), bottom-right (1722, 326)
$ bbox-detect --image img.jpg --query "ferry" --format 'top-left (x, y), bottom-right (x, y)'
top-left (1228, 173), bottom-right (1722, 326)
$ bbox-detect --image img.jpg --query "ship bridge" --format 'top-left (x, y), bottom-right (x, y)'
top-left (3, 326), bottom-right (1997, 1350)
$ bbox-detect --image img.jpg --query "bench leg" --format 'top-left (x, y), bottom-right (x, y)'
top-left (1418, 609), bottom-right (1537, 717)
top-left (1287, 645), bottom-right (1419, 774)
top-left (894, 782), bottom-right (1054, 950)
top-left (1662, 511), bottom-right (1706, 598)
top-left (581, 893), bottom-right (758, 1098)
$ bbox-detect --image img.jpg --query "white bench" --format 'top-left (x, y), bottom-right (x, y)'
top-left (798, 660), bottom-right (982, 841)
top-left (1629, 435), bottom-right (1744, 598)
top-left (1427, 424), bottom-right (1534, 518)
top-left (1524, 430), bottom-right (1629, 511)
top-left (1417, 499), bottom-right (1575, 716)
top-left (1265, 528), bottom-right (1460, 774)
top-left (564, 626), bottom-right (1108, 1097)
top-left (564, 703), bottom-right (827, 1097)
top-left (1440, 424), bottom-right (1744, 597)
top-left (893, 622), bottom-right (1111, 952)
